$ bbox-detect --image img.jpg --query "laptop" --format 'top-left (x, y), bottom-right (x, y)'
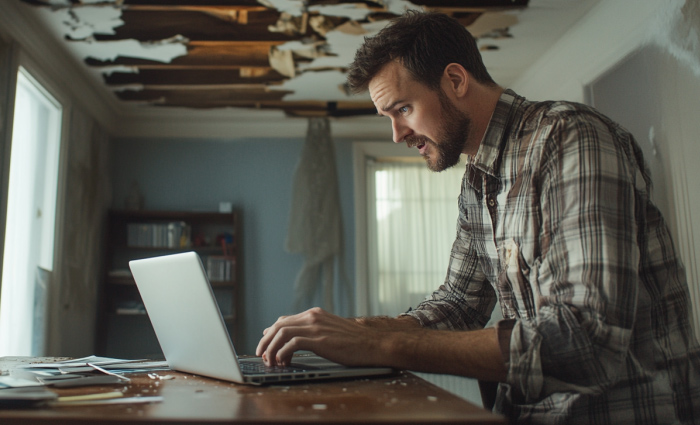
top-left (128, 251), bottom-right (393, 385)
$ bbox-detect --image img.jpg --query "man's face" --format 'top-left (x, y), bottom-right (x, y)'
top-left (369, 61), bottom-right (471, 172)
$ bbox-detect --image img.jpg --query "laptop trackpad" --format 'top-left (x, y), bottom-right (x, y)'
top-left (290, 354), bottom-right (346, 370)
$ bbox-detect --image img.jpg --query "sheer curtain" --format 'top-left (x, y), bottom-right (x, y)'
top-left (365, 159), bottom-right (490, 406)
top-left (366, 160), bottom-right (464, 317)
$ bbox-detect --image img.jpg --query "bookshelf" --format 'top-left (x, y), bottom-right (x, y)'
top-left (97, 209), bottom-right (241, 359)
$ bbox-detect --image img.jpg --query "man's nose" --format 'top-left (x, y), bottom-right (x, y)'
top-left (392, 120), bottom-right (411, 144)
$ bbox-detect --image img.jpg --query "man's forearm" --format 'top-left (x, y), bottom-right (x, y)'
top-left (353, 314), bottom-right (421, 329)
top-left (354, 313), bottom-right (507, 382)
top-left (379, 326), bottom-right (508, 382)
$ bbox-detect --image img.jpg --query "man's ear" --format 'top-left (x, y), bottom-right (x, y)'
top-left (443, 63), bottom-right (469, 97)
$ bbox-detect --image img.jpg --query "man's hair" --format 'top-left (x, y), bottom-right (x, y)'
top-left (346, 10), bottom-right (496, 94)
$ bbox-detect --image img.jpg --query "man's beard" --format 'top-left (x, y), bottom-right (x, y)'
top-left (406, 90), bottom-right (471, 172)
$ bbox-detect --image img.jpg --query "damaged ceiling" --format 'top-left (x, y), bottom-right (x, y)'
top-left (15, 0), bottom-right (537, 117)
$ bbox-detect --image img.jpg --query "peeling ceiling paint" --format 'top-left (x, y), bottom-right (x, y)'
top-left (35, 4), bottom-right (188, 63)
top-left (51, 5), bottom-right (123, 38)
top-left (13, 0), bottom-right (603, 115)
top-left (62, 37), bottom-right (189, 63)
top-left (307, 4), bottom-right (374, 21)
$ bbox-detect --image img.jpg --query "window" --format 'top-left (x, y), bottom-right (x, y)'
top-left (0, 67), bottom-right (63, 356)
top-left (364, 157), bottom-right (464, 316)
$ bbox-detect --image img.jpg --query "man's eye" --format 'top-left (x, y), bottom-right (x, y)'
top-left (398, 106), bottom-right (409, 114)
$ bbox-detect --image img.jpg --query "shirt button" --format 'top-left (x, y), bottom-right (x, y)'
top-left (488, 197), bottom-right (496, 207)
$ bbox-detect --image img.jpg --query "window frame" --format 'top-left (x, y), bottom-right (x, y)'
top-left (0, 47), bottom-right (71, 355)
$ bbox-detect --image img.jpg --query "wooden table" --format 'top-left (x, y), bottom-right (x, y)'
top-left (0, 357), bottom-right (506, 424)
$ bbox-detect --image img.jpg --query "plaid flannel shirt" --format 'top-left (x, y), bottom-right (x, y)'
top-left (406, 89), bottom-right (700, 424)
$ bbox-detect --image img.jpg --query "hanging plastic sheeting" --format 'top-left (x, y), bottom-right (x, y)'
top-left (286, 117), bottom-right (342, 313)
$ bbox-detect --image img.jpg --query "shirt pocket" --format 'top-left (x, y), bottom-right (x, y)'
top-left (497, 238), bottom-right (538, 319)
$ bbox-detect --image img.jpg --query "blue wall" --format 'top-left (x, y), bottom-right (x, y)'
top-left (110, 137), bottom-right (357, 354)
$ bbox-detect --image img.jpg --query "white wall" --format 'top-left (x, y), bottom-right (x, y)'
top-left (511, 0), bottom-right (666, 103)
top-left (511, 0), bottom-right (700, 338)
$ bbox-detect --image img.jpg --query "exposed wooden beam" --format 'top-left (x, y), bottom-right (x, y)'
top-left (84, 41), bottom-right (281, 68)
top-left (22, 0), bottom-right (268, 8)
top-left (187, 41), bottom-right (280, 66)
top-left (306, 0), bottom-right (384, 6)
top-left (85, 10), bottom-right (299, 43)
top-left (121, 0), bottom-right (265, 5)
top-left (103, 68), bottom-right (285, 86)
top-left (138, 84), bottom-right (278, 90)
top-left (115, 87), bottom-right (293, 103)
top-left (412, 0), bottom-right (528, 8)
top-left (93, 64), bottom-right (273, 72)
top-left (124, 5), bottom-right (268, 11)
top-left (153, 99), bottom-right (379, 117)
top-left (282, 100), bottom-right (378, 117)
top-left (122, 5), bottom-right (272, 25)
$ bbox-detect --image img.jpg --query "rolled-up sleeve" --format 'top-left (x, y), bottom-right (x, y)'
top-left (504, 112), bottom-right (643, 402)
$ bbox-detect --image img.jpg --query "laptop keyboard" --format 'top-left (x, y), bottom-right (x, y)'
top-left (239, 361), bottom-right (310, 374)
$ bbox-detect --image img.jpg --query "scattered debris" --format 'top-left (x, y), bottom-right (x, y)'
top-left (147, 373), bottom-right (175, 380)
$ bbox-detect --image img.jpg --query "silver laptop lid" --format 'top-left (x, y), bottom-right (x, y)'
top-left (129, 252), bottom-right (245, 383)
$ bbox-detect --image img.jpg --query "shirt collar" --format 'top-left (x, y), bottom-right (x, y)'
top-left (465, 89), bottom-right (521, 188)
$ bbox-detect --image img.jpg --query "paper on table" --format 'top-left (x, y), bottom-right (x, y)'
top-left (21, 356), bottom-right (147, 368)
top-left (0, 376), bottom-right (44, 388)
top-left (58, 361), bottom-right (169, 374)
top-left (51, 396), bottom-right (164, 407)
top-left (19, 356), bottom-right (169, 374)
top-left (10, 356), bottom-right (168, 389)
top-left (42, 375), bottom-right (125, 388)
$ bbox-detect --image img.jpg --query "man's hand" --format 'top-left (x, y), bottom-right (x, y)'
top-left (255, 307), bottom-right (392, 367)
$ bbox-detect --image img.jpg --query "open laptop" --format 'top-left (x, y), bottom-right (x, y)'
top-left (128, 251), bottom-right (393, 385)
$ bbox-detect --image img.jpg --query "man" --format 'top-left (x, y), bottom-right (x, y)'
top-left (257, 11), bottom-right (700, 424)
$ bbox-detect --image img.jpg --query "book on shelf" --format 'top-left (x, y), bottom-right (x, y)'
top-left (205, 256), bottom-right (235, 282)
top-left (126, 221), bottom-right (191, 248)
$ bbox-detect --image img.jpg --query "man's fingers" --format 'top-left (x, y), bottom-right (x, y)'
top-left (275, 336), bottom-right (312, 366)
top-left (263, 325), bottom-right (316, 366)
top-left (255, 334), bottom-right (268, 357)
top-left (256, 325), bottom-right (279, 356)
top-left (256, 315), bottom-right (296, 356)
